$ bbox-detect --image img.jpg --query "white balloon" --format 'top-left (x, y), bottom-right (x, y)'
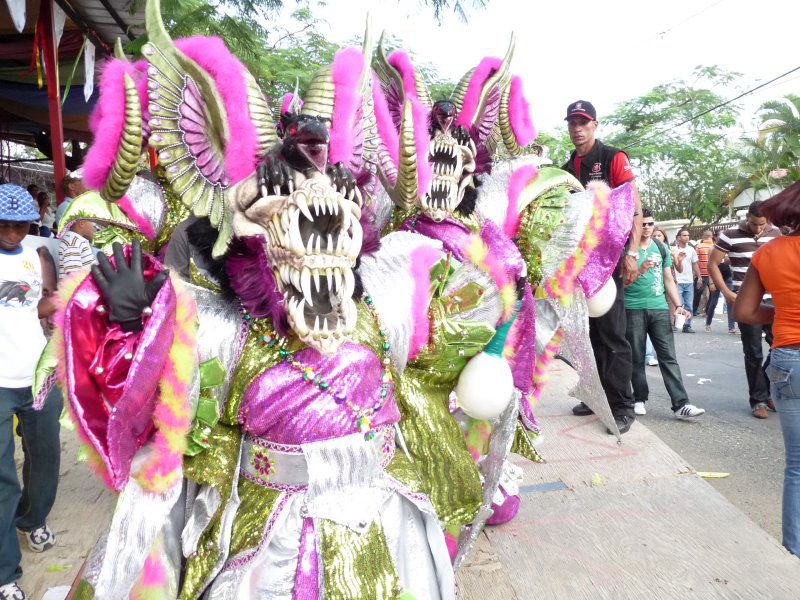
top-left (454, 352), bottom-right (514, 420)
top-left (586, 278), bottom-right (617, 317)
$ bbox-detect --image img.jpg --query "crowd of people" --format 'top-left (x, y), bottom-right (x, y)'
top-left (1, 90), bottom-right (798, 598)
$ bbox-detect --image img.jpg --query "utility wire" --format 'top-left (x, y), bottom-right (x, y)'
top-left (622, 64), bottom-right (800, 150)
top-left (657, 0), bottom-right (728, 38)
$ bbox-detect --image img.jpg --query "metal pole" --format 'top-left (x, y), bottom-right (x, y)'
top-left (41, 0), bottom-right (67, 206)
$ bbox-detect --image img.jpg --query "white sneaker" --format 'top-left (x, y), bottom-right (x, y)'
top-left (675, 404), bottom-right (705, 418)
top-left (647, 357), bottom-right (659, 366)
top-left (18, 523), bottom-right (55, 552)
top-left (634, 402), bottom-right (647, 415)
top-left (0, 582), bottom-right (26, 600)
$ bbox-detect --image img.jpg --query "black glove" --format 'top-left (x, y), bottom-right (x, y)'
top-left (91, 239), bottom-right (169, 332)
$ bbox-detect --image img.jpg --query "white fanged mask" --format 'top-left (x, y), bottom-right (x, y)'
top-left (232, 172), bottom-right (364, 354)
top-left (423, 131), bottom-right (477, 222)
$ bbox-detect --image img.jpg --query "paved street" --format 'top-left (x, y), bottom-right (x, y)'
top-left (636, 310), bottom-right (784, 541)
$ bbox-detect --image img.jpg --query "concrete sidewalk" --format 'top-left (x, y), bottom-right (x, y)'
top-left (457, 360), bottom-right (800, 599)
top-left (16, 360), bottom-right (800, 599)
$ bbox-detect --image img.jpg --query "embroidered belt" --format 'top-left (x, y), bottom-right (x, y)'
top-left (240, 426), bottom-right (395, 491)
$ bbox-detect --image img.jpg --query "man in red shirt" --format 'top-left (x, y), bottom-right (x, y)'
top-left (562, 100), bottom-right (643, 434)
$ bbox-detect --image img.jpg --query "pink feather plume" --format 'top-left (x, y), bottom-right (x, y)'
top-left (454, 57), bottom-right (502, 128)
top-left (328, 47), bottom-right (364, 166)
top-left (503, 165), bottom-right (538, 237)
top-left (372, 74), bottom-right (399, 168)
top-left (508, 76), bottom-right (536, 146)
top-left (407, 245), bottom-right (440, 360)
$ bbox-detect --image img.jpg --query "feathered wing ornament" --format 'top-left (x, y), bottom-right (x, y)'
top-left (141, 0), bottom-right (279, 257)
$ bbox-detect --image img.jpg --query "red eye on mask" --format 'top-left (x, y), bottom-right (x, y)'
top-left (289, 124), bottom-right (298, 135)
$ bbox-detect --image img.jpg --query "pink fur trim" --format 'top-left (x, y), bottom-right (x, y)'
top-left (329, 48), bottom-right (364, 166)
top-left (407, 245), bottom-right (440, 360)
top-left (387, 51), bottom-right (420, 102)
top-left (371, 74), bottom-right (399, 167)
top-left (281, 93), bottom-right (302, 114)
top-left (455, 57), bottom-right (502, 128)
top-left (175, 37), bottom-right (258, 184)
top-left (503, 165), bottom-right (538, 237)
top-left (508, 76), bottom-right (536, 146)
top-left (117, 194), bottom-right (156, 240)
top-left (139, 551), bottom-right (166, 587)
top-left (83, 59), bottom-right (141, 191)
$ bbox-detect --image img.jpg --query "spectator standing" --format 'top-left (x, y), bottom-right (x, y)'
top-left (705, 251), bottom-right (737, 334)
top-left (58, 219), bottom-right (96, 280)
top-left (709, 200), bottom-right (781, 418)
top-left (0, 185), bottom-right (62, 600)
top-left (624, 209), bottom-right (705, 419)
top-left (733, 182), bottom-right (800, 555)
top-left (673, 228), bottom-right (700, 333)
top-left (693, 229), bottom-right (714, 316)
top-left (29, 193), bottom-right (52, 238)
top-left (53, 173), bottom-right (86, 232)
top-left (561, 100), bottom-right (643, 434)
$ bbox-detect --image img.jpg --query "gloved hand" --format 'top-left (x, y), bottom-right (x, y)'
top-left (91, 239), bottom-right (168, 332)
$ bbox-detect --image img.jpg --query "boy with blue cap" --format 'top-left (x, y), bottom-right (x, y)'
top-left (0, 184), bottom-right (62, 600)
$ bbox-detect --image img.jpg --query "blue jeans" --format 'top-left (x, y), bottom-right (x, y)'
top-left (705, 277), bottom-right (735, 329)
top-left (645, 336), bottom-right (655, 362)
top-left (0, 386), bottom-right (62, 585)
top-left (677, 283), bottom-right (694, 328)
top-left (766, 347), bottom-right (800, 556)
top-left (626, 308), bottom-right (689, 411)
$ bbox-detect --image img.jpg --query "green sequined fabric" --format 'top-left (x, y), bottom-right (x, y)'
top-left (510, 420), bottom-right (544, 464)
top-left (228, 479), bottom-right (281, 558)
top-left (154, 165), bottom-right (192, 250)
top-left (320, 519), bottom-right (400, 600)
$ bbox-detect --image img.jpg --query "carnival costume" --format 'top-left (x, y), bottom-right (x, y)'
top-left (366, 35), bottom-right (637, 539)
top-left (37, 1), bottom-right (539, 598)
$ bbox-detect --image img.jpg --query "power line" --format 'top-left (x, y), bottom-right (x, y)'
top-left (622, 64), bottom-right (800, 150)
top-left (656, 0), bottom-right (728, 39)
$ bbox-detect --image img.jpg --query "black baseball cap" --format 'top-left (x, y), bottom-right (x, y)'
top-left (565, 100), bottom-right (596, 121)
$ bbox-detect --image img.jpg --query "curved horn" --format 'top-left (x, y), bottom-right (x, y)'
top-left (301, 66), bottom-right (335, 121)
top-left (287, 78), bottom-right (302, 114)
top-left (102, 73), bottom-right (142, 201)
top-left (359, 15), bottom-right (373, 94)
top-left (499, 84), bottom-right (523, 156)
top-left (450, 67), bottom-right (475, 115)
top-left (394, 100), bottom-right (419, 208)
top-left (373, 31), bottom-right (405, 102)
top-left (113, 37), bottom-right (127, 60)
top-left (244, 71), bottom-right (279, 158)
top-left (472, 32), bottom-right (515, 127)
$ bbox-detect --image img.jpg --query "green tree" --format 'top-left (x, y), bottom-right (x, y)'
top-left (601, 65), bottom-right (743, 224)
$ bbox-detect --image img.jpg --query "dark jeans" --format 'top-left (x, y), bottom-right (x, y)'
top-left (705, 277), bottom-right (735, 329)
top-left (625, 308), bottom-right (689, 411)
top-left (0, 386), bottom-right (62, 585)
top-left (693, 276), bottom-right (710, 314)
top-left (589, 270), bottom-right (634, 419)
top-left (738, 322), bottom-right (773, 408)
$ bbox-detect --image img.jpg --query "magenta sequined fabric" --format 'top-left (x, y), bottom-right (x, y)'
top-left (577, 183), bottom-right (635, 298)
top-left (62, 251), bottom-right (176, 490)
top-left (292, 517), bottom-right (319, 599)
top-left (239, 342), bottom-right (401, 444)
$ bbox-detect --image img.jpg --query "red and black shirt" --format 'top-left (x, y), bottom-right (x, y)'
top-left (562, 140), bottom-right (635, 188)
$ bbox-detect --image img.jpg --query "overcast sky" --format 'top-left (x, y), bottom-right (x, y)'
top-left (275, 0), bottom-right (799, 136)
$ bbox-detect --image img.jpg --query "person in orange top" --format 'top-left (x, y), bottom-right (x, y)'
top-left (734, 180), bottom-right (800, 557)
top-left (693, 229), bottom-right (714, 316)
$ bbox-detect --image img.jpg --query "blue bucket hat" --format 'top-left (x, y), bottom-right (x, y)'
top-left (0, 184), bottom-right (40, 221)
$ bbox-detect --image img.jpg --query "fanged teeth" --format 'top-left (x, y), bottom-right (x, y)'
top-left (301, 267), bottom-right (313, 307)
top-left (297, 195), bottom-right (313, 222)
top-left (313, 269), bottom-right (320, 292)
top-left (334, 268), bottom-right (342, 293)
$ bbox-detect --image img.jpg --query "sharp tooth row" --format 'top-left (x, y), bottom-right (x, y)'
top-left (431, 139), bottom-right (456, 158)
top-left (434, 162), bottom-right (458, 176)
top-left (311, 196), bottom-right (338, 216)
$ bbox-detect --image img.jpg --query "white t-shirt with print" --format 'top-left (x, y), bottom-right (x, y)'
top-left (0, 245), bottom-right (46, 387)
top-left (673, 244), bottom-right (698, 284)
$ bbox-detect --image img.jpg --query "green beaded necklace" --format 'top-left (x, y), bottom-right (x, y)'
top-left (241, 296), bottom-right (393, 441)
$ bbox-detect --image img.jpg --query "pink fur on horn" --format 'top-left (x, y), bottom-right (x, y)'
top-left (508, 76), bottom-right (536, 146)
top-left (455, 57), bottom-right (502, 128)
top-left (503, 165), bottom-right (538, 237)
top-left (281, 93), bottom-right (303, 114)
top-left (372, 74), bottom-right (399, 168)
top-left (407, 245), bottom-right (440, 360)
top-left (83, 59), bottom-right (142, 191)
top-left (411, 98), bottom-right (433, 200)
top-left (175, 37), bottom-right (259, 185)
top-left (329, 47), bottom-right (365, 166)
top-left (117, 194), bottom-right (156, 240)
top-left (387, 51), bottom-right (421, 102)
